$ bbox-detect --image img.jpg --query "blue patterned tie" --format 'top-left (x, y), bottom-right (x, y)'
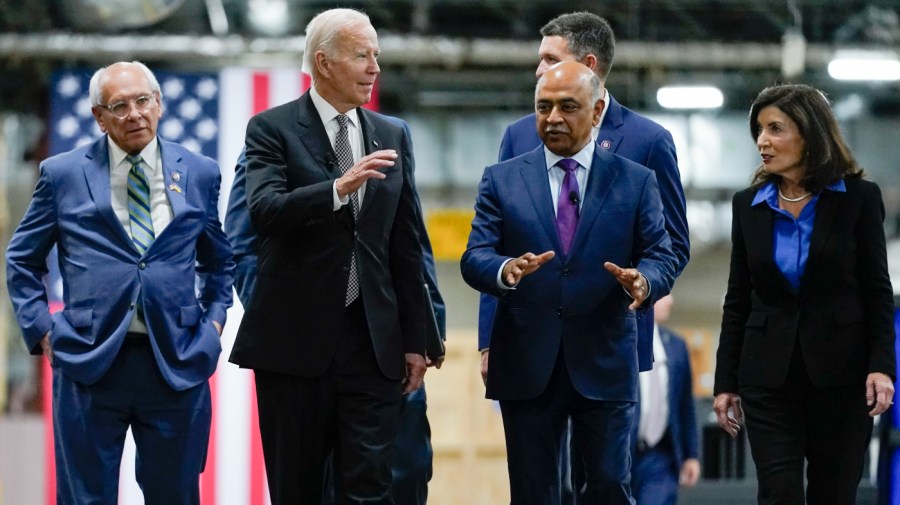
top-left (126, 154), bottom-right (155, 254)
top-left (335, 114), bottom-right (360, 305)
top-left (556, 158), bottom-right (580, 255)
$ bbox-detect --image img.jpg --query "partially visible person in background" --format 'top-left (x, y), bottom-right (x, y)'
top-left (6, 60), bottom-right (234, 505)
top-left (225, 128), bottom-right (445, 505)
top-left (714, 83), bottom-right (895, 505)
top-left (631, 294), bottom-right (700, 505)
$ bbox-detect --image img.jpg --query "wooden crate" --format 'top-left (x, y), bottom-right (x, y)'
top-left (426, 330), bottom-right (510, 504)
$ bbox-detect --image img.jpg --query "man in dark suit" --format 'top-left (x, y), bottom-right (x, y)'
top-left (228, 8), bottom-right (429, 504)
top-left (6, 61), bottom-right (234, 505)
top-left (225, 136), bottom-right (445, 505)
top-left (631, 294), bottom-right (700, 505)
top-left (479, 11), bottom-right (689, 376)
top-left (461, 61), bottom-right (677, 505)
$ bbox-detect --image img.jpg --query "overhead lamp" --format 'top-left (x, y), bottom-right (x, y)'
top-left (247, 0), bottom-right (290, 36)
top-left (828, 50), bottom-right (900, 81)
top-left (656, 86), bottom-right (724, 110)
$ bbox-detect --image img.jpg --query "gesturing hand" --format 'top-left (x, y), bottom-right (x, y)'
top-left (335, 149), bottom-right (397, 198)
top-left (603, 262), bottom-right (649, 310)
top-left (501, 251), bottom-right (556, 287)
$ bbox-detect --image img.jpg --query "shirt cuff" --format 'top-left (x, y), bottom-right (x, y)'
top-left (496, 258), bottom-right (517, 290)
top-left (332, 181), bottom-right (349, 211)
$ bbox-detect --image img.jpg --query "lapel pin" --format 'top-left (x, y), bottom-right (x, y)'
top-left (168, 183), bottom-right (182, 194)
top-left (600, 139), bottom-right (612, 150)
top-left (172, 172), bottom-right (181, 182)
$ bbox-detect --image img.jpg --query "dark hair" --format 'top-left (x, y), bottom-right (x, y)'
top-left (748, 83), bottom-right (864, 192)
top-left (540, 12), bottom-right (615, 81)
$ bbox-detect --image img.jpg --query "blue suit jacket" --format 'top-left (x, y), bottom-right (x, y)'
top-left (6, 136), bottom-right (234, 391)
top-left (480, 94), bottom-right (689, 372)
top-left (632, 326), bottom-right (699, 470)
top-left (460, 146), bottom-right (677, 401)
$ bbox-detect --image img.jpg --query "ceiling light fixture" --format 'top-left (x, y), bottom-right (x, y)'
top-left (828, 50), bottom-right (900, 81)
top-left (656, 86), bottom-right (724, 110)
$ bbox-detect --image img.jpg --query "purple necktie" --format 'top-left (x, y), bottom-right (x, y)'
top-left (556, 158), bottom-right (580, 255)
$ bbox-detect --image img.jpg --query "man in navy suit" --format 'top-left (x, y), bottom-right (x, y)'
top-left (6, 61), bottom-right (234, 505)
top-left (631, 294), bottom-right (700, 505)
top-left (479, 11), bottom-right (689, 377)
top-left (225, 137), bottom-right (445, 505)
top-left (228, 8), bottom-right (430, 504)
top-left (461, 61), bottom-right (677, 505)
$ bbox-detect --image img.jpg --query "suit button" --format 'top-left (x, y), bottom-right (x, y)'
top-left (129, 302), bottom-right (135, 310)
top-left (556, 306), bottom-right (562, 318)
top-left (562, 268), bottom-right (570, 276)
top-left (138, 262), bottom-right (146, 269)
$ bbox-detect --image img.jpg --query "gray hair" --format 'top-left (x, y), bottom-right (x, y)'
top-left (302, 8), bottom-right (371, 81)
top-left (89, 61), bottom-right (161, 106)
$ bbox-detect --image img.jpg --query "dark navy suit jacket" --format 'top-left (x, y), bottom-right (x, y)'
top-left (461, 146), bottom-right (677, 401)
top-left (480, 94), bottom-right (689, 371)
top-left (632, 326), bottom-right (699, 471)
top-left (224, 120), bottom-right (445, 338)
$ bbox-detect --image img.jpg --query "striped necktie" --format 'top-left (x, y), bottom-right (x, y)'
top-left (126, 154), bottom-right (155, 254)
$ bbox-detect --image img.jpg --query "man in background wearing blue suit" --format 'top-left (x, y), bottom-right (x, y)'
top-left (224, 140), bottom-right (445, 505)
top-left (631, 294), bottom-right (700, 505)
top-left (6, 61), bottom-right (234, 505)
top-left (461, 61), bottom-right (677, 505)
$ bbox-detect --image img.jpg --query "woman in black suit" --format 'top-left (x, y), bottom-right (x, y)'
top-left (713, 84), bottom-right (896, 505)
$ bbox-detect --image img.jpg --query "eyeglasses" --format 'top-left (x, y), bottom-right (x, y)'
top-left (97, 94), bottom-right (157, 119)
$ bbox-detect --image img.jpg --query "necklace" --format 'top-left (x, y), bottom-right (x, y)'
top-left (778, 189), bottom-right (812, 202)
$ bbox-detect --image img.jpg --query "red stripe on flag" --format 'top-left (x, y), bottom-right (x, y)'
top-left (249, 71), bottom-right (270, 505)
top-left (200, 372), bottom-right (218, 504)
top-left (252, 72), bottom-right (270, 115)
top-left (44, 301), bottom-right (63, 505)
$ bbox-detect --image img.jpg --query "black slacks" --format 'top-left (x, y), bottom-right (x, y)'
top-left (741, 344), bottom-right (873, 505)
top-left (254, 300), bottom-right (404, 505)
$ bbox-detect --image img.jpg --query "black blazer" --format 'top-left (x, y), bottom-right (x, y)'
top-left (230, 91), bottom-right (426, 380)
top-left (714, 178), bottom-right (895, 394)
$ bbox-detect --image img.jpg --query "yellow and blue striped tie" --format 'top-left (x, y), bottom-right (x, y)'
top-left (126, 154), bottom-right (155, 254)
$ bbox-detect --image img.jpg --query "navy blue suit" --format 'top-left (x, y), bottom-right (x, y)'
top-left (461, 145), bottom-right (677, 504)
top-left (224, 117), bottom-right (445, 505)
top-left (481, 94), bottom-right (689, 372)
top-left (7, 136), bottom-right (234, 504)
top-left (631, 326), bottom-right (699, 505)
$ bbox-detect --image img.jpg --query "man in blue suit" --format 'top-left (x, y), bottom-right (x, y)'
top-left (461, 61), bottom-right (677, 505)
top-left (6, 61), bottom-right (234, 505)
top-left (479, 11), bottom-right (689, 377)
top-left (631, 294), bottom-right (700, 505)
top-left (224, 138), bottom-right (445, 505)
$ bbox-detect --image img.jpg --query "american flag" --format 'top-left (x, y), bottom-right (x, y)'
top-left (43, 66), bottom-right (364, 505)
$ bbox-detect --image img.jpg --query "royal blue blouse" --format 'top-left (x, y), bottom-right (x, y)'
top-left (751, 179), bottom-right (846, 292)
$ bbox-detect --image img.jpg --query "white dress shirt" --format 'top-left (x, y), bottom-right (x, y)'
top-left (309, 87), bottom-right (367, 210)
top-left (108, 136), bottom-right (173, 333)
